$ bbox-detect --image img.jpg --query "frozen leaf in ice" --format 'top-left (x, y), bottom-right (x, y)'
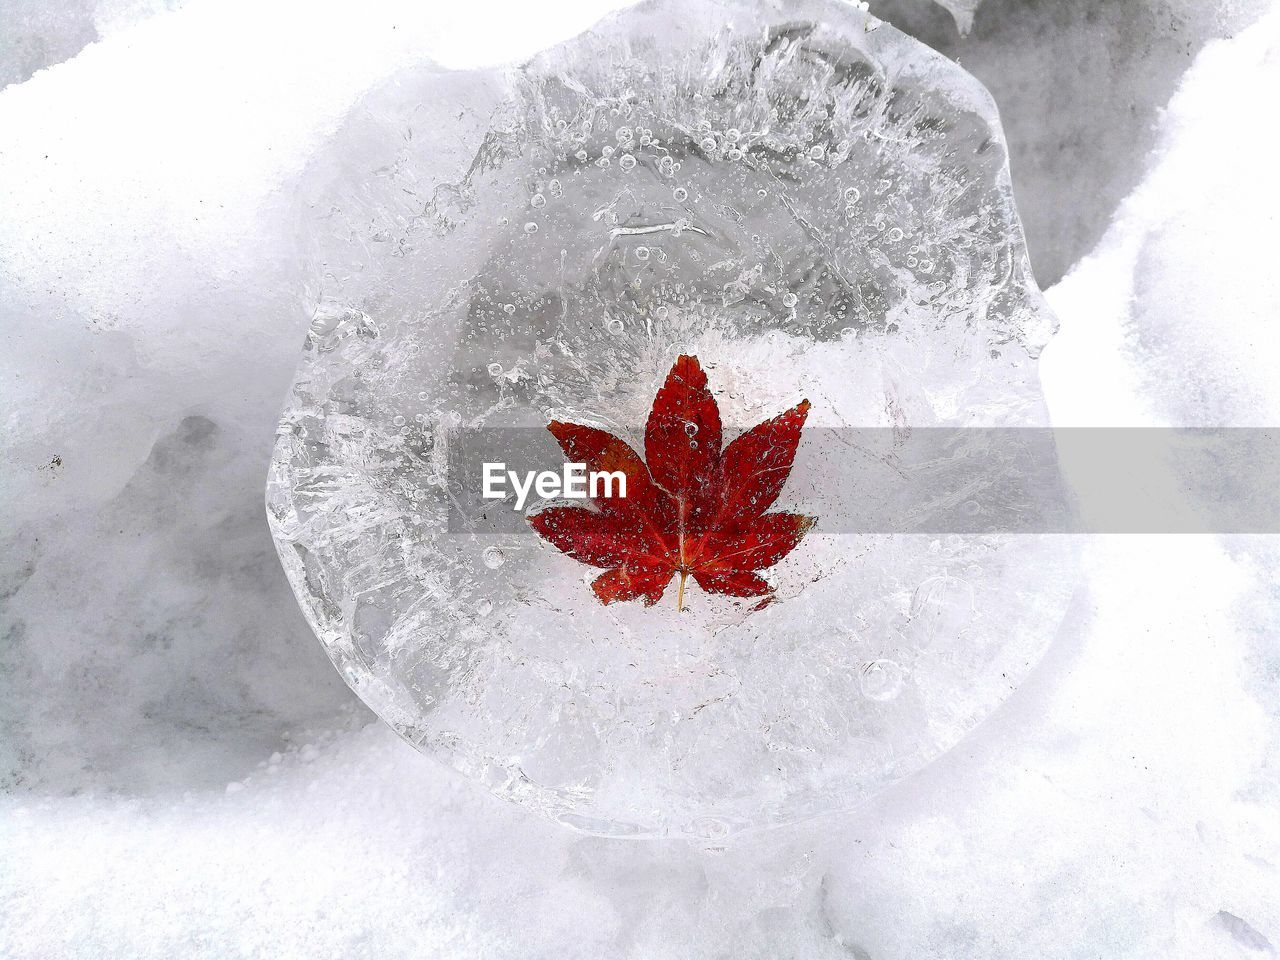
top-left (530, 354), bottom-right (815, 609)
top-left (267, 0), bottom-right (1079, 838)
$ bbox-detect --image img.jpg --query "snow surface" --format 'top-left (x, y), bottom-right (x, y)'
top-left (3, 0), bottom-right (1279, 957)
top-left (868, 0), bottom-right (1271, 285)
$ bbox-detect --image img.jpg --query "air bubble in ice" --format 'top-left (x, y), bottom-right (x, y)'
top-left (859, 660), bottom-right (905, 701)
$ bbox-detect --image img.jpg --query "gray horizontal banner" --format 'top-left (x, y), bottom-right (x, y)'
top-left (443, 428), bottom-right (1280, 534)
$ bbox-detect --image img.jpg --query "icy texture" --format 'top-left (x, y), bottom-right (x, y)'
top-left (3, 0), bottom-right (1280, 955)
top-left (268, 0), bottom-right (1075, 837)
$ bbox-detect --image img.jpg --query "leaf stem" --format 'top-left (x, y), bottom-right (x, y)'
top-left (676, 570), bottom-right (687, 612)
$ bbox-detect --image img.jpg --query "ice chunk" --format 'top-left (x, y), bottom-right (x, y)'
top-left (268, 0), bottom-right (1076, 837)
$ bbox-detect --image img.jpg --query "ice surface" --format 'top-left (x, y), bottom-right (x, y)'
top-left (4, 0), bottom-right (1280, 955)
top-left (268, 0), bottom-right (1076, 837)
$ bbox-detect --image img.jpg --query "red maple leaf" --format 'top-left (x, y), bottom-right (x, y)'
top-left (529, 355), bottom-right (815, 610)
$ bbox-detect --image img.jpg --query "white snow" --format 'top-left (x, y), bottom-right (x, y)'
top-left (3, 0), bottom-right (1280, 957)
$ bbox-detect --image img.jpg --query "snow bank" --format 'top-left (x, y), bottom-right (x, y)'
top-left (869, 0), bottom-right (1269, 284)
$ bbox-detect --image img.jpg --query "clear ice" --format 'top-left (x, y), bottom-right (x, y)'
top-left (267, 0), bottom-right (1076, 838)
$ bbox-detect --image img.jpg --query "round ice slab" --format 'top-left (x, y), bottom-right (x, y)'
top-left (267, 0), bottom-right (1077, 838)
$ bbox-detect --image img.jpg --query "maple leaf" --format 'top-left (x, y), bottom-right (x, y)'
top-left (529, 355), bottom-right (815, 610)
